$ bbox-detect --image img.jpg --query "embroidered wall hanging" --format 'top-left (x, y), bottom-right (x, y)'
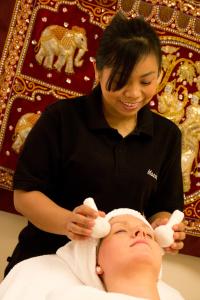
top-left (0, 0), bottom-right (200, 257)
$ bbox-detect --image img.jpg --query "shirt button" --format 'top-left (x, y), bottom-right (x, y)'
top-left (117, 147), bottom-right (123, 153)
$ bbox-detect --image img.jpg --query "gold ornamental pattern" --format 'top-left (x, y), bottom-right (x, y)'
top-left (119, 0), bottom-right (200, 17)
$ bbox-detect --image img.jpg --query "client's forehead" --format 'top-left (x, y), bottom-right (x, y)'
top-left (110, 214), bottom-right (152, 231)
top-left (110, 214), bottom-right (142, 224)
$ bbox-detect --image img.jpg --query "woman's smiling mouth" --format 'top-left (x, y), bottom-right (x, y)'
top-left (120, 100), bottom-right (142, 110)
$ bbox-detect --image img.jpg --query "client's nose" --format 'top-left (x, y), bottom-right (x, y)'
top-left (132, 226), bottom-right (147, 238)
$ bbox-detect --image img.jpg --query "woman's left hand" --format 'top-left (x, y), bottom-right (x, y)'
top-left (150, 214), bottom-right (186, 254)
top-left (165, 221), bottom-right (186, 254)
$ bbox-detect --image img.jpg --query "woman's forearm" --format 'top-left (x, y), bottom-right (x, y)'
top-left (14, 189), bottom-right (71, 236)
top-left (148, 211), bottom-right (171, 224)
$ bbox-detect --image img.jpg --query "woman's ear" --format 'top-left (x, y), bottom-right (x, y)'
top-left (93, 61), bottom-right (100, 84)
top-left (157, 71), bottom-right (163, 85)
top-left (155, 71), bottom-right (163, 94)
top-left (96, 265), bottom-right (104, 275)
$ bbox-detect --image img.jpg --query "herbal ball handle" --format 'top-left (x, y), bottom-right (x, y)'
top-left (83, 197), bottom-right (98, 211)
top-left (154, 210), bottom-right (184, 248)
top-left (83, 197), bottom-right (111, 239)
top-left (167, 210), bottom-right (184, 228)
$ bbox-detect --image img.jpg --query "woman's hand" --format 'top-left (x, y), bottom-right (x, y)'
top-left (151, 216), bottom-right (186, 254)
top-left (65, 204), bottom-right (105, 240)
top-left (165, 221), bottom-right (186, 254)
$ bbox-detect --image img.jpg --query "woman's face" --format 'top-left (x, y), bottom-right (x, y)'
top-left (95, 54), bottom-right (159, 121)
top-left (97, 214), bottom-right (162, 278)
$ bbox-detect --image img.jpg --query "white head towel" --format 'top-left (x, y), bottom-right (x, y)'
top-left (57, 238), bottom-right (104, 290)
top-left (57, 206), bottom-right (154, 290)
top-left (105, 208), bottom-right (152, 228)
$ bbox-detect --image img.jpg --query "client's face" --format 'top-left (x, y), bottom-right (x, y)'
top-left (97, 214), bottom-right (162, 278)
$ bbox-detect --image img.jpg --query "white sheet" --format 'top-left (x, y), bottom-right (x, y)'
top-left (47, 282), bottom-right (185, 300)
top-left (0, 255), bottom-right (81, 300)
top-left (0, 255), bottom-right (184, 300)
top-left (47, 285), bottom-right (147, 299)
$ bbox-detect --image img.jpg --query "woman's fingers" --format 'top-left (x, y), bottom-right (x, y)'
top-left (150, 217), bottom-right (169, 229)
top-left (165, 240), bottom-right (184, 254)
top-left (67, 222), bottom-right (93, 239)
top-left (65, 204), bottom-right (106, 240)
top-left (173, 231), bottom-right (186, 242)
top-left (73, 204), bottom-right (98, 218)
top-left (65, 204), bottom-right (98, 239)
top-left (164, 221), bottom-right (186, 253)
top-left (173, 222), bottom-right (185, 233)
top-left (71, 211), bottom-right (95, 228)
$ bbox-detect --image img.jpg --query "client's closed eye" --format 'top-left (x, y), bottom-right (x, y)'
top-left (146, 233), bottom-right (153, 239)
top-left (114, 229), bottom-right (127, 234)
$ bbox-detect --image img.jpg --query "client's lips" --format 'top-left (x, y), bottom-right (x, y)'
top-left (130, 239), bottom-right (149, 247)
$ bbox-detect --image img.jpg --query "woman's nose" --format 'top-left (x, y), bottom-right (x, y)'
top-left (123, 84), bottom-right (142, 99)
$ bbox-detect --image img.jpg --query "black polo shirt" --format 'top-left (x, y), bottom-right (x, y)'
top-left (13, 85), bottom-right (183, 253)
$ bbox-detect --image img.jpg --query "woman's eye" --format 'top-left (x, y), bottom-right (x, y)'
top-left (141, 81), bottom-right (151, 85)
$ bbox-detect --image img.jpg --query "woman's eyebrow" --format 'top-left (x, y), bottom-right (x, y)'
top-left (140, 71), bottom-right (156, 77)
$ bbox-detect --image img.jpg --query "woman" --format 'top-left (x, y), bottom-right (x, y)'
top-left (0, 208), bottom-right (184, 299)
top-left (4, 12), bottom-right (185, 276)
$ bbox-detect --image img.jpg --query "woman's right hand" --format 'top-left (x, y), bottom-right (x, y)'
top-left (65, 204), bottom-right (105, 240)
top-left (14, 190), bottom-right (105, 240)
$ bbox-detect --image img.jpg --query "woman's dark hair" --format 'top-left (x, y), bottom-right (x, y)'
top-left (95, 12), bottom-right (162, 91)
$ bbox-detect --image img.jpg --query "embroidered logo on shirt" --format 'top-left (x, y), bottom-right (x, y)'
top-left (147, 169), bottom-right (158, 180)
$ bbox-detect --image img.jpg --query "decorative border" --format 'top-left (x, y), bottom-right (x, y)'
top-left (118, 0), bottom-right (200, 39)
top-left (145, 0), bottom-right (200, 17)
top-left (0, 166), bottom-right (14, 190)
top-left (119, 0), bottom-right (200, 17)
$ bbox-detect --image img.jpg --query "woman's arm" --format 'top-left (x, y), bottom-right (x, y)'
top-left (148, 211), bottom-right (171, 224)
top-left (14, 189), bottom-right (97, 240)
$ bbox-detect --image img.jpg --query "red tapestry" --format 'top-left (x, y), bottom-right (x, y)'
top-left (0, 0), bottom-right (200, 257)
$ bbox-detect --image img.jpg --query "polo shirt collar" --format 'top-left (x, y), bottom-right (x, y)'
top-left (85, 85), bottom-right (110, 130)
top-left (133, 105), bottom-right (154, 137)
top-left (85, 85), bottom-right (154, 137)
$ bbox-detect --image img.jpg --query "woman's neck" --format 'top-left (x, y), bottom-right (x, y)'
top-left (102, 102), bottom-right (138, 137)
top-left (104, 270), bottom-right (160, 300)
top-left (105, 112), bottom-right (137, 137)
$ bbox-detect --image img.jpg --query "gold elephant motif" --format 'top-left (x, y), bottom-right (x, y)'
top-left (12, 113), bottom-right (40, 154)
top-left (35, 25), bottom-right (88, 74)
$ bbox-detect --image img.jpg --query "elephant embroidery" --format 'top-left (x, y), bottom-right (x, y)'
top-left (12, 113), bottom-right (40, 154)
top-left (35, 25), bottom-right (88, 74)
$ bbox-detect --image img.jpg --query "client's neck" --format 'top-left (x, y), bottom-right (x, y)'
top-left (104, 268), bottom-right (160, 300)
